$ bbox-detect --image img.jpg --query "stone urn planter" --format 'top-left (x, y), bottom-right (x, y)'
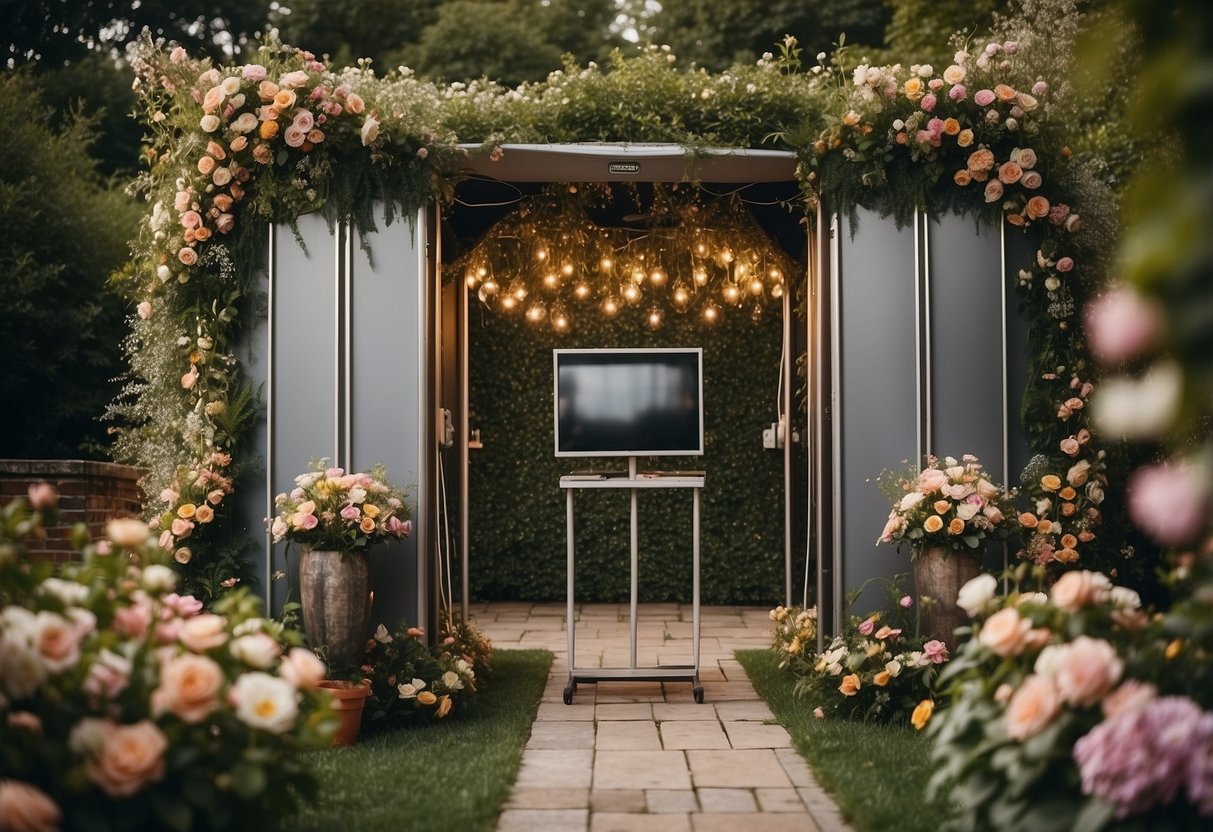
top-left (913, 545), bottom-right (981, 645)
top-left (298, 548), bottom-right (372, 670)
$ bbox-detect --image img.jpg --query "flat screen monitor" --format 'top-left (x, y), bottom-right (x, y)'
top-left (554, 348), bottom-right (704, 457)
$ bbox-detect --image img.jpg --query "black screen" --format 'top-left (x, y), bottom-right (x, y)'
top-left (555, 350), bottom-right (703, 456)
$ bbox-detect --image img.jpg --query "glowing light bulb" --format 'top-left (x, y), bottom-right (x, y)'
top-left (535, 248), bottom-right (548, 262)
top-left (672, 284), bottom-right (690, 309)
top-left (476, 266), bottom-right (488, 278)
top-left (551, 304), bottom-right (569, 332)
top-left (512, 283), bottom-right (528, 301)
top-left (719, 248), bottom-right (734, 265)
top-left (465, 271), bottom-right (479, 288)
top-left (526, 302), bottom-right (546, 323)
top-left (723, 283), bottom-right (741, 304)
top-left (573, 282), bottom-right (591, 300)
top-left (482, 277), bottom-right (499, 295)
top-left (749, 277), bottom-right (764, 296)
top-left (599, 256), bottom-right (614, 271)
top-left (623, 283), bottom-right (641, 303)
top-left (500, 294), bottom-right (517, 311)
top-left (543, 272), bottom-right (559, 289)
top-left (695, 242), bottom-right (708, 256)
top-left (735, 262), bottom-right (748, 277)
top-left (693, 267), bottom-right (708, 286)
top-left (631, 267), bottom-right (645, 285)
top-left (601, 296), bottom-right (620, 317)
top-left (769, 268), bottom-right (783, 281)
top-left (649, 267), bottom-right (667, 286)
top-left (702, 303), bottom-right (719, 323)
top-left (646, 307), bottom-right (663, 329)
top-left (561, 262), bottom-right (574, 276)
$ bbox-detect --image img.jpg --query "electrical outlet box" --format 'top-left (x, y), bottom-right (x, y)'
top-left (762, 422), bottom-right (780, 449)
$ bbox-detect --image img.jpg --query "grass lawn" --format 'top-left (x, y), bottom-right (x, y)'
top-left (274, 649), bottom-right (553, 832)
top-left (737, 649), bottom-right (954, 832)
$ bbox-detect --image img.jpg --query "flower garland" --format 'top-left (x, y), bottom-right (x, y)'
top-left (113, 0), bottom-right (1126, 596)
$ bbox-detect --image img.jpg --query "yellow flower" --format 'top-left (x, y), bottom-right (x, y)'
top-left (363, 504), bottom-right (380, 518)
top-left (1165, 639), bottom-right (1183, 660)
top-left (957, 129), bottom-right (974, 148)
top-left (839, 674), bottom-right (861, 697)
top-left (417, 691), bottom-right (437, 706)
top-left (1041, 474), bottom-right (1062, 492)
top-left (874, 671), bottom-right (891, 687)
top-left (177, 503), bottom-right (197, 519)
top-left (436, 694), bottom-right (453, 718)
top-left (911, 699), bottom-right (935, 730)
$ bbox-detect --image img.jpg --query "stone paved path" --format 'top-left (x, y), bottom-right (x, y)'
top-left (470, 602), bottom-right (854, 832)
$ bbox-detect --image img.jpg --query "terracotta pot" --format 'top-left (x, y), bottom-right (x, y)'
top-left (298, 548), bottom-right (371, 670)
top-left (913, 545), bottom-right (981, 645)
top-left (320, 679), bottom-right (372, 746)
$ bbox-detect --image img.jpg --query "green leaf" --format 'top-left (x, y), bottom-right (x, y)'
top-left (231, 760), bottom-right (267, 798)
top-left (1073, 797), bottom-right (1116, 832)
top-left (151, 791), bottom-right (193, 832)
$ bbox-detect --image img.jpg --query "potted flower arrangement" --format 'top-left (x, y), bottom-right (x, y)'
top-left (271, 461), bottom-right (411, 671)
top-left (0, 487), bottom-right (334, 831)
top-left (877, 454), bottom-right (1015, 643)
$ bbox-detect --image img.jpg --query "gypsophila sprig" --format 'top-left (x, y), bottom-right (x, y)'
top-left (271, 461), bottom-right (411, 556)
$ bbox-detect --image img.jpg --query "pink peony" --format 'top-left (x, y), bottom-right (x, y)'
top-left (899, 595), bottom-right (913, 608)
top-left (1084, 284), bottom-right (1163, 365)
top-left (178, 614), bottom-right (229, 653)
top-left (1005, 674), bottom-right (1062, 741)
top-left (26, 482), bottom-right (57, 510)
top-left (1050, 570), bottom-right (1112, 612)
top-left (1055, 636), bottom-right (1122, 707)
top-left (923, 639), bottom-right (950, 663)
top-left (974, 89), bottom-right (995, 106)
top-left (279, 646), bottom-right (327, 690)
top-left (1127, 460), bottom-right (1211, 546)
top-left (920, 93), bottom-right (937, 112)
top-left (978, 607), bottom-right (1032, 657)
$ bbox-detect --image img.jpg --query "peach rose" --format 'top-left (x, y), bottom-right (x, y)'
top-left (873, 670), bottom-right (891, 687)
top-left (983, 180), bottom-right (1004, 202)
top-left (948, 518), bottom-right (965, 535)
top-left (1060, 502), bottom-right (1076, 517)
top-left (279, 647), bottom-right (326, 690)
top-left (957, 128), bottom-right (974, 148)
top-left (994, 83), bottom-right (1017, 102)
top-left (978, 607), bottom-right (1032, 657)
top-left (345, 93), bottom-right (365, 114)
top-left (1055, 636), bottom-right (1122, 706)
top-left (1025, 195), bottom-right (1051, 219)
top-left (839, 674), bottom-right (861, 696)
top-left (954, 169), bottom-right (972, 186)
top-left (257, 80), bottom-right (279, 101)
top-left (87, 720), bottom-right (167, 797)
top-left (1060, 437), bottom-right (1080, 456)
top-left (967, 147), bottom-right (995, 171)
top-left (1018, 512), bottom-right (1039, 529)
top-left (152, 653), bottom-right (223, 722)
top-left (0, 779), bottom-right (61, 832)
top-left (1050, 570), bottom-right (1110, 612)
top-left (933, 499), bottom-right (951, 514)
top-left (1067, 460), bottom-right (1091, 486)
top-left (436, 694), bottom-right (453, 718)
top-left (259, 120), bottom-right (280, 140)
top-left (178, 614), bottom-right (229, 653)
top-left (923, 515), bottom-right (944, 534)
top-left (998, 161), bottom-right (1023, 184)
top-left (943, 64), bottom-right (966, 84)
top-left (942, 117), bottom-right (960, 135)
top-left (359, 516), bottom-right (377, 534)
top-left (1041, 475), bottom-right (1062, 492)
top-left (1004, 675), bottom-right (1061, 741)
top-left (417, 690), bottom-right (437, 706)
top-left (911, 699), bottom-right (935, 730)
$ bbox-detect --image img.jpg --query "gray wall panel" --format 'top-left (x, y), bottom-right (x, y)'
top-left (836, 208), bottom-right (917, 607)
top-left (926, 215), bottom-right (1005, 480)
top-left (270, 212), bottom-right (339, 612)
top-left (352, 208), bottom-right (424, 629)
top-left (234, 258), bottom-right (271, 605)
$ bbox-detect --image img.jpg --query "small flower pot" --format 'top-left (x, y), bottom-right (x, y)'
top-left (320, 678), bottom-right (372, 746)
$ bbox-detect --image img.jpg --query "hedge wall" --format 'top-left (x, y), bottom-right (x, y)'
top-left (467, 301), bottom-right (804, 604)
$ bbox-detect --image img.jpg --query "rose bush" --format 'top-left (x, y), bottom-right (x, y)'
top-left (0, 489), bottom-right (335, 831)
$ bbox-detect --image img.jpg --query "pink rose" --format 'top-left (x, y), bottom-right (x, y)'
top-left (1056, 257), bottom-right (1074, 273)
top-left (86, 720), bottom-right (168, 797)
top-left (899, 595), bottom-right (913, 608)
top-left (1084, 284), bottom-right (1162, 365)
top-left (918, 468), bottom-right (949, 494)
top-left (178, 614), bottom-right (229, 653)
top-left (998, 161), bottom-right (1023, 184)
top-left (878, 510), bottom-right (905, 543)
top-left (279, 646), bottom-right (327, 690)
top-left (923, 640), bottom-right (950, 663)
top-left (279, 69), bottom-right (309, 88)
top-left (978, 607), bottom-right (1032, 657)
top-left (243, 64), bottom-right (267, 81)
top-left (169, 46), bottom-right (187, 63)
top-left (340, 505), bottom-right (361, 521)
top-left (178, 247), bottom-right (197, 266)
top-left (283, 125), bottom-right (307, 148)
top-left (948, 84), bottom-right (967, 101)
top-left (1060, 436), bottom-right (1080, 456)
top-left (974, 89), bottom-right (995, 106)
top-left (1102, 680), bottom-right (1157, 718)
top-left (1054, 636), bottom-right (1122, 707)
top-left (136, 300), bottom-right (153, 320)
top-left (26, 482), bottom-right (58, 510)
top-left (215, 213), bottom-right (235, 234)
top-left (983, 179), bottom-right (1004, 203)
top-left (152, 653), bottom-right (224, 722)
top-left (0, 780), bottom-right (61, 832)
top-left (33, 611), bottom-right (83, 672)
top-left (1005, 674), bottom-right (1062, 741)
top-left (291, 108), bottom-right (314, 133)
top-left (170, 517), bottom-right (194, 538)
top-left (202, 85), bottom-right (225, 113)
top-left (1127, 460), bottom-right (1211, 546)
top-left (1021, 170), bottom-right (1042, 189)
top-left (920, 93), bottom-right (937, 112)
top-left (1050, 570), bottom-right (1111, 612)
top-left (858, 617), bottom-right (876, 636)
top-left (174, 190), bottom-right (192, 211)
top-left (112, 600), bottom-right (152, 639)
top-left (875, 625), bottom-right (902, 640)
top-left (299, 513), bottom-right (319, 531)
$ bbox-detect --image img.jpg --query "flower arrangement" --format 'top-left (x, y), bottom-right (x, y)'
top-left (271, 461), bottom-right (411, 555)
top-left (928, 566), bottom-right (1213, 830)
top-left (770, 578), bottom-right (950, 724)
top-left (359, 620), bottom-right (490, 730)
top-left (877, 454), bottom-right (1015, 557)
top-left (0, 488), bottom-right (335, 831)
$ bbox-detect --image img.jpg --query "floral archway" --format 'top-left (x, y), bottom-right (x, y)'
top-left (114, 1), bottom-right (1116, 602)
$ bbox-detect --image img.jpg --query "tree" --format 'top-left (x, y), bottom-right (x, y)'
top-left (650, 0), bottom-right (888, 70)
top-left (271, 0), bottom-right (442, 71)
top-left (407, 1), bottom-right (566, 85)
top-left (0, 72), bottom-right (140, 458)
top-left (882, 0), bottom-right (1007, 65)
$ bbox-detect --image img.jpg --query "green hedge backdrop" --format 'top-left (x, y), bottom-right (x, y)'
top-left (466, 301), bottom-right (806, 604)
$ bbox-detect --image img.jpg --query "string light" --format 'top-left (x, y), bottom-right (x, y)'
top-left (452, 183), bottom-right (799, 332)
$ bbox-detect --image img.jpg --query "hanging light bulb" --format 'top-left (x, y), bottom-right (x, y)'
top-left (718, 248), bottom-right (735, 266)
top-left (695, 241), bottom-right (709, 257)
top-left (601, 295), bottom-right (620, 317)
top-left (749, 276), bottom-right (765, 296)
top-left (526, 301), bottom-right (546, 323)
top-left (465, 270), bottom-right (480, 289)
top-left (623, 283), bottom-right (641, 304)
top-left (722, 282), bottom-right (741, 305)
top-left (573, 281), bottom-right (591, 300)
top-left (500, 294), bottom-right (518, 312)
top-left (672, 282), bottom-right (691, 310)
top-left (481, 277), bottom-right (499, 295)
top-left (649, 266), bottom-right (667, 287)
top-left (769, 267), bottom-right (783, 283)
top-left (561, 262), bottom-right (575, 277)
top-left (551, 303), bottom-right (569, 332)
top-left (735, 261), bottom-right (748, 278)
top-left (599, 255), bottom-right (614, 272)
top-left (543, 272), bottom-right (560, 290)
top-left (693, 266), bottom-right (709, 287)
top-left (509, 281), bottom-right (528, 302)
top-left (630, 266), bottom-right (646, 285)
top-left (702, 303), bottom-right (719, 323)
top-left (535, 246), bottom-right (549, 263)
top-left (646, 306), bottom-right (663, 330)
top-left (770, 282), bottom-right (784, 299)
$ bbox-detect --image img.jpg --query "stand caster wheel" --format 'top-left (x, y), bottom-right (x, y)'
top-left (693, 685), bottom-right (704, 704)
top-left (562, 687), bottom-right (573, 705)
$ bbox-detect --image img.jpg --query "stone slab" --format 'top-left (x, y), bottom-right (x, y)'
top-left (593, 750), bottom-right (692, 791)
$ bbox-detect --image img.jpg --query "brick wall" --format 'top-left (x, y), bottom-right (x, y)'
top-left (1, 460), bottom-right (145, 563)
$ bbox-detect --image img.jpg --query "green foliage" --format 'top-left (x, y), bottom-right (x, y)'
top-left (468, 300), bottom-right (800, 604)
top-left (0, 71), bottom-right (139, 458)
top-left (883, 0), bottom-right (1008, 66)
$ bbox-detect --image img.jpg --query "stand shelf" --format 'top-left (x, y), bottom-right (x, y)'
top-left (560, 458), bottom-right (705, 704)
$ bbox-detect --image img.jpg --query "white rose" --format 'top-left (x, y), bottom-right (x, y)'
top-left (199, 114), bottom-right (220, 132)
top-left (956, 502), bottom-right (980, 521)
top-left (229, 633), bottom-right (282, 669)
top-left (107, 518), bottom-right (150, 548)
top-left (231, 672), bottom-right (299, 734)
top-left (360, 115), bottom-right (380, 146)
top-left (38, 577), bottom-right (89, 606)
top-left (899, 492), bottom-right (926, 511)
top-left (0, 639), bottom-right (47, 700)
top-left (441, 670), bottom-right (463, 691)
top-left (1109, 586), bottom-right (1141, 610)
top-left (956, 573), bottom-right (998, 618)
top-left (141, 565), bottom-right (177, 593)
top-left (885, 660), bottom-right (903, 677)
top-left (397, 678), bottom-right (427, 699)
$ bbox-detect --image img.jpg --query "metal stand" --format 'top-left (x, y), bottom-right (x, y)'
top-left (560, 457), bottom-right (704, 704)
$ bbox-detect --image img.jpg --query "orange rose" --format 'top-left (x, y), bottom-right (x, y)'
top-left (177, 503), bottom-right (197, 519)
top-left (873, 671), bottom-right (891, 687)
top-left (934, 499), bottom-right (952, 514)
top-left (1059, 487), bottom-right (1076, 500)
top-left (1025, 195), bottom-right (1051, 219)
top-left (839, 674), bottom-right (861, 696)
top-left (903, 77), bottom-right (924, 100)
top-left (359, 517), bottom-right (376, 534)
top-left (436, 695), bottom-right (453, 718)
top-left (923, 516), bottom-right (944, 534)
top-left (1018, 512), bottom-right (1039, 529)
top-left (967, 147), bottom-right (995, 171)
top-left (994, 83), bottom-right (1017, 102)
top-left (416, 691), bottom-right (437, 706)
top-left (1041, 475), bottom-right (1062, 492)
top-left (842, 110), bottom-right (861, 126)
top-left (1061, 502), bottom-right (1076, 517)
top-left (195, 505), bottom-right (214, 523)
top-left (1060, 534), bottom-right (1078, 549)
top-left (1038, 519), bottom-right (1055, 535)
top-left (948, 518), bottom-right (966, 535)
top-left (197, 156), bottom-right (216, 175)
top-left (1055, 548), bottom-right (1079, 564)
top-left (954, 169), bottom-right (972, 186)
top-left (911, 699), bottom-right (935, 730)
top-left (943, 117), bottom-right (961, 135)
top-left (87, 720), bottom-right (168, 798)
top-left (259, 120), bottom-right (280, 140)
top-left (151, 654), bottom-right (223, 723)
top-left (273, 89), bottom-right (297, 110)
